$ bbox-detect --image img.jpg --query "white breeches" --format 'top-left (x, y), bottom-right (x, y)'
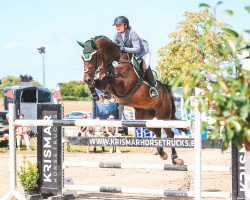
top-left (141, 51), bottom-right (151, 69)
top-left (16, 135), bottom-right (30, 148)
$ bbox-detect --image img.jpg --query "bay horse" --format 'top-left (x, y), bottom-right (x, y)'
top-left (78, 36), bottom-right (184, 165)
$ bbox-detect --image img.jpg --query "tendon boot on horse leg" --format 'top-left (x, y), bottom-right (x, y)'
top-left (164, 128), bottom-right (184, 165)
top-left (145, 67), bottom-right (159, 98)
top-left (171, 148), bottom-right (184, 165)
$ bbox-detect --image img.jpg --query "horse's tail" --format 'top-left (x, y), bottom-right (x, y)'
top-left (163, 84), bottom-right (176, 120)
top-left (164, 84), bottom-right (189, 134)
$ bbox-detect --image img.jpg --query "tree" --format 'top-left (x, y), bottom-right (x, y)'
top-left (0, 75), bottom-right (41, 99)
top-left (160, 5), bottom-right (250, 149)
top-left (60, 81), bottom-right (91, 101)
top-left (157, 9), bottom-right (236, 91)
top-left (20, 75), bottom-right (33, 82)
top-left (0, 76), bottom-right (21, 87)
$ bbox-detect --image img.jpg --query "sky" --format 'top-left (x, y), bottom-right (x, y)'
top-left (0, 0), bottom-right (249, 89)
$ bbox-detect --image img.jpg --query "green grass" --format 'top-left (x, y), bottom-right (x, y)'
top-left (65, 145), bottom-right (130, 153)
top-left (0, 146), bottom-right (8, 153)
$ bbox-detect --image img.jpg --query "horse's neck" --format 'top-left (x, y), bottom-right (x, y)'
top-left (110, 63), bottom-right (138, 97)
top-left (98, 40), bottom-right (119, 63)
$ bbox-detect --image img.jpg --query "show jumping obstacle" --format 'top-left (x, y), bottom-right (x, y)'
top-left (63, 161), bottom-right (231, 172)
top-left (2, 103), bottom-right (246, 200)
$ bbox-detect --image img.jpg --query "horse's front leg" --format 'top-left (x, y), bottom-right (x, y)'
top-left (95, 79), bottom-right (112, 100)
top-left (134, 109), bottom-right (169, 160)
top-left (88, 85), bottom-right (100, 101)
top-left (96, 76), bottom-right (113, 100)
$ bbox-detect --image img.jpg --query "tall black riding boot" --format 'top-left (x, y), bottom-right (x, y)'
top-left (145, 67), bottom-right (159, 98)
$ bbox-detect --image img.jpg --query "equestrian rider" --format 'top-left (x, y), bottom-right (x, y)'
top-left (113, 16), bottom-right (159, 98)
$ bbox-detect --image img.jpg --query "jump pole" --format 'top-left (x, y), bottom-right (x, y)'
top-left (63, 161), bottom-right (231, 172)
top-left (194, 88), bottom-right (202, 200)
top-left (14, 119), bottom-right (191, 128)
top-left (1, 104), bottom-right (26, 200)
top-left (8, 103), bottom-right (246, 199)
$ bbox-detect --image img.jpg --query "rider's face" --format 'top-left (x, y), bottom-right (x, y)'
top-left (115, 23), bottom-right (127, 33)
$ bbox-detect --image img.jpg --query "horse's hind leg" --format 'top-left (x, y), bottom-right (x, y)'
top-left (149, 128), bottom-right (168, 160)
top-left (164, 128), bottom-right (184, 165)
top-left (134, 109), bottom-right (168, 161)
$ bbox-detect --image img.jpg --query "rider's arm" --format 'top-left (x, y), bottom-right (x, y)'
top-left (123, 31), bottom-right (141, 54)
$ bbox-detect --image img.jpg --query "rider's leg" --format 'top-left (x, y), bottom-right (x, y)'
top-left (145, 67), bottom-right (158, 98)
top-left (142, 52), bottom-right (158, 98)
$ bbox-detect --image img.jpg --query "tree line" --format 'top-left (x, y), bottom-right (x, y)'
top-left (0, 75), bottom-right (91, 101)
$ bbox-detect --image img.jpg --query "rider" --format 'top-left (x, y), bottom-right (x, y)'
top-left (113, 16), bottom-right (159, 98)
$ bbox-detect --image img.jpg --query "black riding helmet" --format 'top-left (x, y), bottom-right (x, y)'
top-left (113, 16), bottom-right (129, 26)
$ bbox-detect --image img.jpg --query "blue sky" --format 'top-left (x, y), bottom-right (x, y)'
top-left (0, 0), bottom-right (249, 89)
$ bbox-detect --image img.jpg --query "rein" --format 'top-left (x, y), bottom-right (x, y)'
top-left (104, 52), bottom-right (132, 78)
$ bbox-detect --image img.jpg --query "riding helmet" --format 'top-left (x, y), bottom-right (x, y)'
top-left (113, 16), bottom-right (129, 26)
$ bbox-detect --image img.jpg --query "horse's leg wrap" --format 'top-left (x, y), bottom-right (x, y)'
top-left (171, 148), bottom-right (178, 159)
top-left (171, 148), bottom-right (184, 165)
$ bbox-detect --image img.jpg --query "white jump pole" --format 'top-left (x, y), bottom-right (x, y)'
top-left (1, 104), bottom-right (26, 200)
top-left (14, 119), bottom-right (191, 128)
top-left (194, 88), bottom-right (202, 200)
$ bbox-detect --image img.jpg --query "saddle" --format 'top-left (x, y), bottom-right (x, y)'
top-left (131, 56), bottom-right (145, 78)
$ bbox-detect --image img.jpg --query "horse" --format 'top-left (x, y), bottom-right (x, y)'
top-left (78, 36), bottom-right (184, 165)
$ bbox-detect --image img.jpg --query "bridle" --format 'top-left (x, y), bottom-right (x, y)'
top-left (82, 38), bottom-right (131, 88)
top-left (82, 49), bottom-right (120, 81)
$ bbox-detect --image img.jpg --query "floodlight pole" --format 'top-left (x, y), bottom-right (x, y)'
top-left (37, 47), bottom-right (46, 87)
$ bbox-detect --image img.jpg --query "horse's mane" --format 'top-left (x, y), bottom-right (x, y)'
top-left (92, 35), bottom-right (119, 47)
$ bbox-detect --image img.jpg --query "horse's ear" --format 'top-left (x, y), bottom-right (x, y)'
top-left (77, 41), bottom-right (85, 48)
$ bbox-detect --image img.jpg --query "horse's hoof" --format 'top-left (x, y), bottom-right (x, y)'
top-left (92, 94), bottom-right (100, 101)
top-left (172, 158), bottom-right (184, 165)
top-left (104, 92), bottom-right (112, 100)
top-left (160, 153), bottom-right (168, 160)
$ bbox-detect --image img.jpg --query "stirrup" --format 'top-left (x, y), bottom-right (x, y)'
top-left (149, 87), bottom-right (159, 98)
